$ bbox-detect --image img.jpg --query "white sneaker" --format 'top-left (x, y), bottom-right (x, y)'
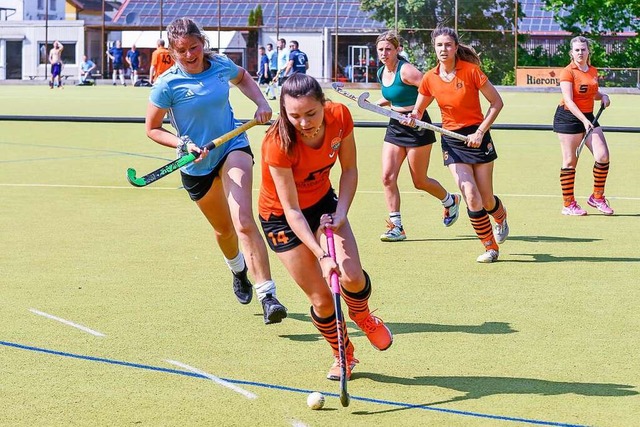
top-left (494, 219), bottom-right (509, 244)
top-left (476, 249), bottom-right (499, 263)
top-left (380, 220), bottom-right (406, 242)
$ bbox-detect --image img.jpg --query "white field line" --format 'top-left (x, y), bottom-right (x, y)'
top-left (29, 308), bottom-right (106, 337)
top-left (2, 183), bottom-right (639, 201)
top-left (165, 359), bottom-right (257, 400)
top-left (291, 420), bottom-right (310, 427)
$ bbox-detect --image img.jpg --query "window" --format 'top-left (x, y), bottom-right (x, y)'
top-left (37, 0), bottom-right (45, 9)
top-left (39, 42), bottom-right (77, 65)
top-left (50, 0), bottom-right (56, 11)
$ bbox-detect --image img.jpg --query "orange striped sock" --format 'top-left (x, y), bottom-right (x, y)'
top-left (341, 271), bottom-right (371, 323)
top-left (560, 168), bottom-right (576, 207)
top-left (468, 208), bottom-right (498, 251)
top-left (487, 196), bottom-right (507, 224)
top-left (310, 307), bottom-right (351, 355)
top-left (592, 161), bottom-right (609, 199)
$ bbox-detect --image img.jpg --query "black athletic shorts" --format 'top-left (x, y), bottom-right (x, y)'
top-left (553, 105), bottom-right (599, 134)
top-left (180, 145), bottom-right (253, 201)
top-left (259, 189), bottom-right (338, 253)
top-left (441, 124), bottom-right (497, 165)
top-left (385, 111), bottom-right (436, 147)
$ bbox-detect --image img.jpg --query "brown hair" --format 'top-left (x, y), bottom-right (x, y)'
top-left (265, 73), bottom-right (327, 157)
top-left (431, 26), bottom-right (480, 65)
top-left (166, 17), bottom-right (216, 61)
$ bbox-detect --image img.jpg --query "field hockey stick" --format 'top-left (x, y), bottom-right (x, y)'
top-left (331, 83), bottom-right (467, 142)
top-left (325, 227), bottom-right (350, 408)
top-left (575, 104), bottom-right (605, 158)
top-left (126, 119), bottom-right (258, 187)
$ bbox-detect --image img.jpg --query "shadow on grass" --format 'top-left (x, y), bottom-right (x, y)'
top-left (351, 373), bottom-right (638, 415)
top-left (280, 313), bottom-right (516, 342)
top-left (508, 253), bottom-right (640, 263)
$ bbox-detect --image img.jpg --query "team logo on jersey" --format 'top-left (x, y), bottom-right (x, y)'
top-left (329, 130), bottom-right (343, 158)
top-left (443, 150), bottom-right (449, 161)
top-left (456, 82), bottom-right (463, 89)
top-left (184, 89), bottom-right (195, 99)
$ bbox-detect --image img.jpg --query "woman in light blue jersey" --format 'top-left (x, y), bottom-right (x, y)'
top-left (144, 17), bottom-right (287, 325)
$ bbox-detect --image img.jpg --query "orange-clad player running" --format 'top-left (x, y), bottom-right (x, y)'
top-left (259, 73), bottom-right (393, 381)
top-left (409, 26), bottom-right (507, 263)
top-left (553, 36), bottom-right (612, 216)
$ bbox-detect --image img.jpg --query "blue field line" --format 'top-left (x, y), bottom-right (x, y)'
top-left (1, 340), bottom-right (588, 427)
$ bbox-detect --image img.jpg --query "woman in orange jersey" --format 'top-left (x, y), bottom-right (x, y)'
top-left (408, 26), bottom-right (507, 263)
top-left (554, 36), bottom-right (612, 216)
top-left (258, 73), bottom-right (392, 381)
top-left (374, 31), bottom-right (460, 242)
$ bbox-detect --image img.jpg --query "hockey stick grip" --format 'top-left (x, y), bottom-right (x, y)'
top-left (325, 228), bottom-right (340, 294)
top-left (576, 104), bottom-right (605, 158)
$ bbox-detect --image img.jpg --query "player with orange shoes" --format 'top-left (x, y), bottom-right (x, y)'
top-left (258, 73), bottom-right (393, 381)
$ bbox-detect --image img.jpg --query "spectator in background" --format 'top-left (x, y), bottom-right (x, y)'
top-left (257, 46), bottom-right (275, 100)
top-left (265, 43), bottom-right (278, 99)
top-left (78, 55), bottom-right (97, 85)
top-left (126, 44), bottom-right (141, 86)
top-left (283, 40), bottom-right (309, 76)
top-left (48, 40), bottom-right (64, 89)
top-left (274, 38), bottom-right (290, 95)
top-left (107, 40), bottom-right (126, 86)
top-left (150, 39), bottom-right (174, 83)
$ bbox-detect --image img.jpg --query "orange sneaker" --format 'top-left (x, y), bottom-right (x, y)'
top-left (327, 343), bottom-right (358, 381)
top-left (354, 312), bottom-right (393, 351)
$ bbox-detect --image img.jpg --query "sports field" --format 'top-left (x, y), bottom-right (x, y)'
top-left (1, 85), bottom-right (639, 426)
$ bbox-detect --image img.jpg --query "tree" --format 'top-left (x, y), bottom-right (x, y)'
top-left (543, 0), bottom-right (640, 37)
top-left (544, 0), bottom-right (640, 84)
top-left (359, 0), bottom-right (519, 82)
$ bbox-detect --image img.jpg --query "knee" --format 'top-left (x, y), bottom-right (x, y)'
top-left (381, 173), bottom-right (396, 188)
top-left (311, 295), bottom-right (334, 318)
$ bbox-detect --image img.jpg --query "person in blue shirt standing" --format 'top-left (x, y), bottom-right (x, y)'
top-left (107, 40), bottom-right (126, 86)
top-left (265, 43), bottom-right (278, 99)
top-left (144, 17), bottom-right (288, 325)
top-left (126, 44), bottom-right (141, 86)
top-left (283, 40), bottom-right (309, 76)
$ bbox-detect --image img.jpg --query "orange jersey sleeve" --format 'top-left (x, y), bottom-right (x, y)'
top-left (259, 102), bottom-right (354, 218)
top-left (418, 60), bottom-right (487, 130)
top-left (558, 63), bottom-right (599, 113)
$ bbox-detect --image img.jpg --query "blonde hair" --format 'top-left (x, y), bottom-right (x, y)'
top-left (569, 36), bottom-right (591, 65)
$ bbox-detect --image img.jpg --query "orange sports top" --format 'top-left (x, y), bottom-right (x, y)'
top-left (259, 102), bottom-right (354, 218)
top-left (418, 60), bottom-right (488, 130)
top-left (558, 62), bottom-right (599, 113)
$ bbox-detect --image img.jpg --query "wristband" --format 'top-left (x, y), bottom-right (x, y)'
top-left (176, 135), bottom-right (192, 156)
top-left (319, 253), bottom-right (331, 261)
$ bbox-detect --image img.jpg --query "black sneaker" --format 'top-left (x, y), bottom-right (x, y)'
top-left (261, 294), bottom-right (287, 324)
top-left (232, 266), bottom-right (253, 305)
